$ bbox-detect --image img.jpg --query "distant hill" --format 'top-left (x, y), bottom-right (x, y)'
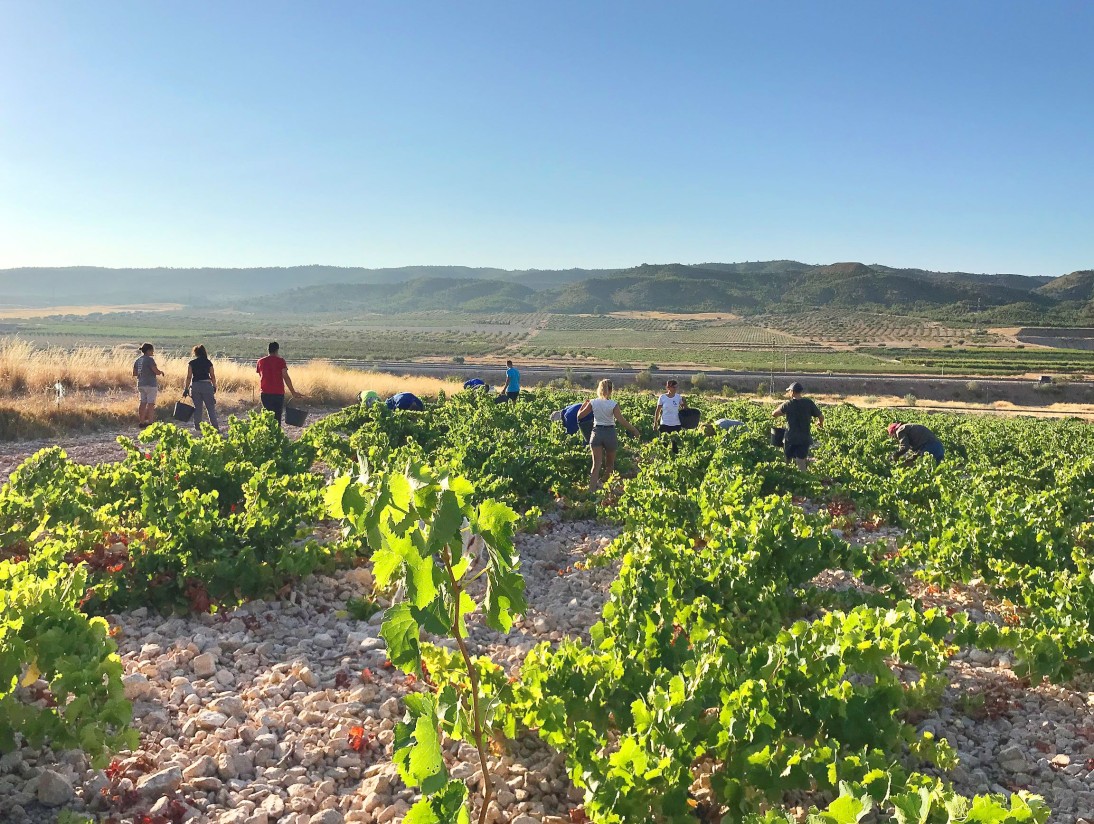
top-left (0, 265), bottom-right (606, 307)
top-left (532, 261), bottom-right (1071, 319)
top-left (0, 260), bottom-right (1090, 323)
top-left (249, 278), bottom-right (538, 313)
top-left (1038, 270), bottom-right (1094, 301)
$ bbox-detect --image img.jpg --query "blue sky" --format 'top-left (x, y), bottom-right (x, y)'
top-left (1, 1), bottom-right (1091, 275)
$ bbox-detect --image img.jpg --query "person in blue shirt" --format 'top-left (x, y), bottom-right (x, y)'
top-left (496, 360), bottom-right (521, 403)
top-left (555, 401), bottom-right (594, 440)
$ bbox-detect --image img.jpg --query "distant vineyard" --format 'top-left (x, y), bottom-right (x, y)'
top-left (545, 315), bottom-right (738, 332)
top-left (532, 324), bottom-right (806, 349)
top-left (331, 311), bottom-right (543, 331)
top-left (18, 324), bottom-right (520, 361)
top-left (874, 346), bottom-right (1094, 375)
top-left (756, 311), bottom-right (998, 345)
top-left (517, 344), bottom-right (891, 372)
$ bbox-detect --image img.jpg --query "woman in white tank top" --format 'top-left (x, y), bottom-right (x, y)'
top-left (577, 379), bottom-right (641, 493)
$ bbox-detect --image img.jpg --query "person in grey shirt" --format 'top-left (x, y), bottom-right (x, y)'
top-left (133, 342), bottom-right (164, 427)
top-left (772, 381), bottom-right (824, 470)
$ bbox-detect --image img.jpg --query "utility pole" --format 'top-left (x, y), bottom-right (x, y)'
top-left (770, 333), bottom-right (776, 394)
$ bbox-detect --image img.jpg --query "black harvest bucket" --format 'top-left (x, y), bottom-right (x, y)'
top-left (173, 401), bottom-right (195, 422)
top-left (770, 426), bottom-right (786, 447)
top-left (284, 406), bottom-right (308, 427)
top-left (679, 408), bottom-right (701, 430)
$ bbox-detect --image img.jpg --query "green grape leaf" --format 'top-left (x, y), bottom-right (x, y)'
top-left (381, 603), bottom-right (422, 674)
top-left (814, 786), bottom-right (872, 824)
top-left (891, 788), bottom-right (931, 824)
top-left (403, 780), bottom-right (470, 824)
top-left (964, 795), bottom-right (1019, 823)
top-left (426, 489), bottom-right (465, 557)
top-left (392, 693), bottom-right (449, 795)
top-left (323, 475), bottom-right (352, 519)
top-left (473, 500), bottom-right (519, 569)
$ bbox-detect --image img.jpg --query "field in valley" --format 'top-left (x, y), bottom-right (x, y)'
top-left (1, 308), bottom-right (1093, 380)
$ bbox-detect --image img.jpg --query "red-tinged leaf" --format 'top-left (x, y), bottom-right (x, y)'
top-left (569, 809), bottom-right (589, 823)
top-left (349, 725), bottom-right (368, 752)
top-left (360, 668), bottom-right (374, 683)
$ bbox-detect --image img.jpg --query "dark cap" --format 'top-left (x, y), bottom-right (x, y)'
top-left (786, 381), bottom-right (804, 393)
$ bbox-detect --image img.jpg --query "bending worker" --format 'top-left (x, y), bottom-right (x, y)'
top-left (888, 421), bottom-right (945, 464)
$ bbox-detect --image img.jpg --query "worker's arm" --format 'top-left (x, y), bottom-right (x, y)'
top-left (183, 364), bottom-right (193, 395)
top-left (815, 413), bottom-right (825, 428)
top-left (209, 364), bottom-right (217, 392)
top-left (614, 405), bottom-right (640, 438)
top-left (893, 433), bottom-right (911, 459)
top-left (578, 400), bottom-right (592, 419)
top-left (653, 399), bottom-right (662, 427)
top-left (772, 406), bottom-right (785, 418)
top-left (283, 368), bottom-right (298, 398)
top-left (153, 357), bottom-right (165, 377)
top-left (679, 394), bottom-right (687, 410)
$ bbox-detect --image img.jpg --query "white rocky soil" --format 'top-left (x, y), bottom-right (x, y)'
top-left (1, 516), bottom-right (620, 824)
top-left (2, 434), bottom-right (1094, 823)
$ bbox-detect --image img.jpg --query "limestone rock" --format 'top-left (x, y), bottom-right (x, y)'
top-left (36, 770), bottom-right (74, 806)
top-left (137, 766), bottom-right (184, 798)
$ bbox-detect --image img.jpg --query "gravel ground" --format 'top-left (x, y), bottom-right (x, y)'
top-left (0, 516), bottom-right (620, 824)
top-left (3, 433), bottom-right (1094, 823)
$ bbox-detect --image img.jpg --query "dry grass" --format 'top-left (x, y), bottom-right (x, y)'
top-left (0, 338), bottom-right (457, 440)
top-left (0, 338), bottom-right (453, 405)
top-left (812, 392), bottom-right (1094, 421)
top-left (0, 303), bottom-right (183, 318)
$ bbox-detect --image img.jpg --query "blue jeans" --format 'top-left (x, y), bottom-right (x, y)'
top-left (922, 441), bottom-right (945, 464)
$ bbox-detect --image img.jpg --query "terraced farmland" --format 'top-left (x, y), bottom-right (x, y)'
top-left (756, 311), bottom-right (1001, 346)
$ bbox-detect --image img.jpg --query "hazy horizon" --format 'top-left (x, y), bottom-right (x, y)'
top-left (0, 259), bottom-right (1085, 279)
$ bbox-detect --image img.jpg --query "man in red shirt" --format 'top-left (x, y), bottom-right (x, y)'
top-left (256, 342), bottom-right (299, 424)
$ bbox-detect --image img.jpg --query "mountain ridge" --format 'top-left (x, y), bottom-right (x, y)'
top-left (0, 262), bottom-right (1089, 323)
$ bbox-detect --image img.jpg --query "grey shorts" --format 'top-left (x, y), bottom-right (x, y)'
top-left (589, 425), bottom-right (618, 450)
top-left (138, 386), bottom-right (158, 404)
